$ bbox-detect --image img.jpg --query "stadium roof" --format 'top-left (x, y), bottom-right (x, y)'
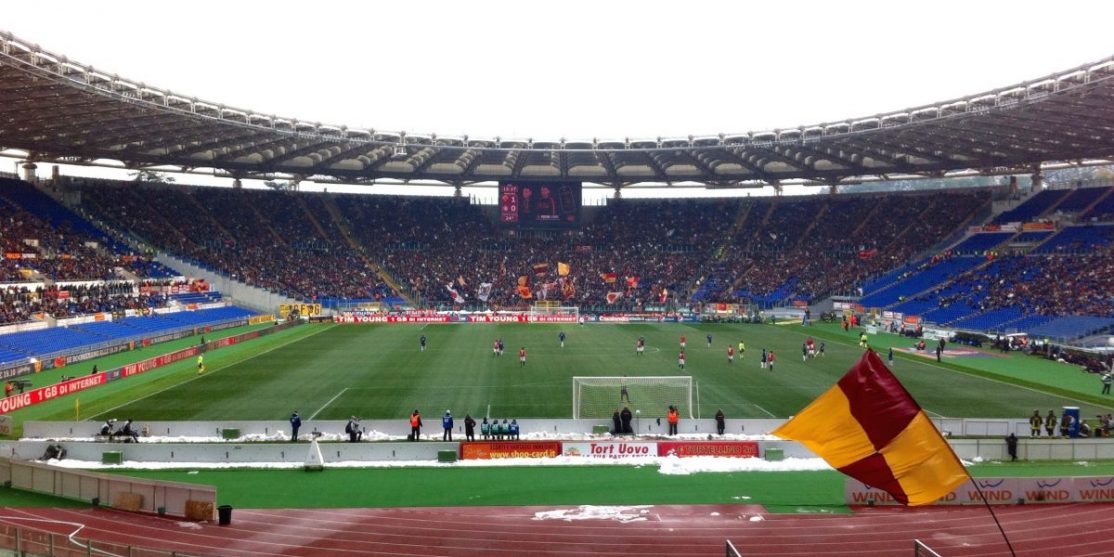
top-left (1, 30), bottom-right (1113, 188)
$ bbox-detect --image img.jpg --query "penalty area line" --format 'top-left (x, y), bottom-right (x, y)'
top-left (750, 402), bottom-right (776, 418)
top-left (309, 388), bottom-right (350, 420)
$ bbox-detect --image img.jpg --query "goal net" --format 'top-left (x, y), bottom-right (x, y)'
top-left (572, 376), bottom-right (694, 419)
top-left (529, 300), bottom-right (578, 320)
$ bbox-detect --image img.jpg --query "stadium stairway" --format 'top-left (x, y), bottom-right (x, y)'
top-left (155, 252), bottom-right (301, 314)
top-left (320, 195), bottom-right (414, 306)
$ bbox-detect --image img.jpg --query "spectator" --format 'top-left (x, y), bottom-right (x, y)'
top-left (345, 416), bottom-right (361, 442)
top-left (715, 409), bottom-right (726, 436)
top-left (464, 413), bottom-right (476, 442)
top-left (442, 410), bottom-right (454, 441)
top-left (115, 419), bottom-right (139, 442)
top-left (289, 411), bottom-right (301, 442)
top-left (409, 409), bottom-right (422, 441)
top-left (1005, 433), bottom-right (1018, 461)
top-left (620, 407), bottom-right (633, 435)
top-left (667, 405), bottom-right (679, 436)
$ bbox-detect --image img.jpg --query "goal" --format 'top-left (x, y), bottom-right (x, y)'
top-left (572, 376), bottom-right (694, 419)
top-left (529, 300), bottom-right (578, 320)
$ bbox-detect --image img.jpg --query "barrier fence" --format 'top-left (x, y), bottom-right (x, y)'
top-left (0, 458), bottom-right (217, 521)
top-left (913, 539), bottom-right (944, 557)
top-left (0, 522), bottom-right (217, 557)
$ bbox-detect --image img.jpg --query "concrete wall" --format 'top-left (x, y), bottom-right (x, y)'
top-left (156, 253), bottom-right (299, 313)
top-left (21, 418), bottom-right (1055, 440)
top-left (6, 437), bottom-right (1113, 465)
top-left (0, 457), bottom-right (216, 519)
top-left (1, 440), bottom-right (458, 464)
top-left (23, 419), bottom-right (787, 440)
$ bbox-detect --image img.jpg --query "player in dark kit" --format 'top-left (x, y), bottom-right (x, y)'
top-left (636, 337), bottom-right (645, 355)
top-left (706, 334), bottom-right (713, 348)
top-left (420, 335), bottom-right (427, 352)
top-left (559, 331), bottom-right (566, 348)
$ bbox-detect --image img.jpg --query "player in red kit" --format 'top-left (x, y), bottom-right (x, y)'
top-left (519, 347), bottom-right (527, 367)
top-left (727, 345), bottom-right (735, 364)
top-left (678, 350), bottom-right (686, 370)
top-left (680, 335), bottom-right (687, 349)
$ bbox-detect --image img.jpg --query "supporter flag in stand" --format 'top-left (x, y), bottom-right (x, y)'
top-left (557, 262), bottom-right (570, 276)
top-left (600, 272), bottom-right (618, 284)
top-left (517, 276), bottom-right (532, 299)
top-left (477, 282), bottom-right (493, 302)
top-left (560, 277), bottom-right (576, 300)
top-left (533, 262), bottom-right (550, 276)
top-left (772, 350), bottom-right (967, 506)
top-left (659, 287), bottom-right (668, 303)
top-left (445, 283), bottom-right (465, 304)
top-left (606, 291), bottom-right (623, 304)
top-left (625, 275), bottom-right (639, 288)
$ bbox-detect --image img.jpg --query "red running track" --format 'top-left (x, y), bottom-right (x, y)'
top-left (0, 503), bottom-right (1111, 556)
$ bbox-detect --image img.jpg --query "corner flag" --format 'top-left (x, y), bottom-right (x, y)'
top-left (772, 350), bottom-right (966, 506)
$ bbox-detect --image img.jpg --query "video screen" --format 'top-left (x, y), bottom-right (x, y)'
top-left (499, 181), bottom-right (581, 228)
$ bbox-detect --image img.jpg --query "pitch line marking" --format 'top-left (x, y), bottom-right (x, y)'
top-left (901, 351), bottom-right (1114, 411)
top-left (750, 403), bottom-right (776, 418)
top-left (89, 324), bottom-right (336, 421)
top-left (309, 388), bottom-right (350, 420)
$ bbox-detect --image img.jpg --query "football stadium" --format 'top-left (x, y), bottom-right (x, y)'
top-left (2, 5), bottom-right (1114, 556)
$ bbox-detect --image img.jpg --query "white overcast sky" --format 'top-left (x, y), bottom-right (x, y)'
top-left (5, 1), bottom-right (1114, 142)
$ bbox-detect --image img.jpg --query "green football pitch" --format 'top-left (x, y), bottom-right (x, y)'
top-left (12, 321), bottom-right (1114, 427)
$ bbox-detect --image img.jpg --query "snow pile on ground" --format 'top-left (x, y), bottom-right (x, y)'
top-left (40, 455), bottom-right (834, 474)
top-left (658, 455), bottom-right (832, 475)
top-left (533, 505), bottom-right (653, 523)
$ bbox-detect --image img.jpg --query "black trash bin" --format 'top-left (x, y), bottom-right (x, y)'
top-left (218, 505), bottom-right (233, 526)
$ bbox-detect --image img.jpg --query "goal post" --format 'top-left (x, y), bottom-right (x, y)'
top-left (572, 376), bottom-right (694, 419)
top-left (529, 301), bottom-right (578, 320)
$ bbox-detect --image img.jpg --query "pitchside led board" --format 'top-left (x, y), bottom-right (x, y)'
top-left (499, 181), bottom-right (582, 228)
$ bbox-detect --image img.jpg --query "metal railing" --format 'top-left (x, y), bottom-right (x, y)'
top-left (0, 522), bottom-right (220, 557)
top-left (913, 539), bottom-right (945, 556)
top-left (724, 539), bottom-right (743, 557)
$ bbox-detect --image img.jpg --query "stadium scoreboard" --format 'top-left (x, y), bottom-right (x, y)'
top-left (499, 181), bottom-right (581, 228)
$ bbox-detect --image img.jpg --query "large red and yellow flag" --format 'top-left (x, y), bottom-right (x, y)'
top-left (772, 350), bottom-right (967, 506)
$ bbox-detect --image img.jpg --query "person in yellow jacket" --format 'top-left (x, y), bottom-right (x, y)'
top-left (1029, 410), bottom-right (1043, 437)
top-left (1044, 410), bottom-right (1058, 437)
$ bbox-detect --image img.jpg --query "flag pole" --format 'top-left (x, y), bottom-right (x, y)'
top-left (968, 474), bottom-right (1018, 557)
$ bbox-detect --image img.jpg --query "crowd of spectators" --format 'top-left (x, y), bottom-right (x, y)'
top-left (338, 194), bottom-right (736, 307)
top-left (699, 190), bottom-right (991, 303)
top-left (71, 181), bottom-right (1004, 309)
top-left (80, 183), bottom-right (390, 301)
top-left (0, 282), bottom-right (168, 325)
top-left (0, 199), bottom-right (120, 282)
top-left (915, 252), bottom-right (1114, 318)
top-left (13, 175), bottom-right (1114, 324)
